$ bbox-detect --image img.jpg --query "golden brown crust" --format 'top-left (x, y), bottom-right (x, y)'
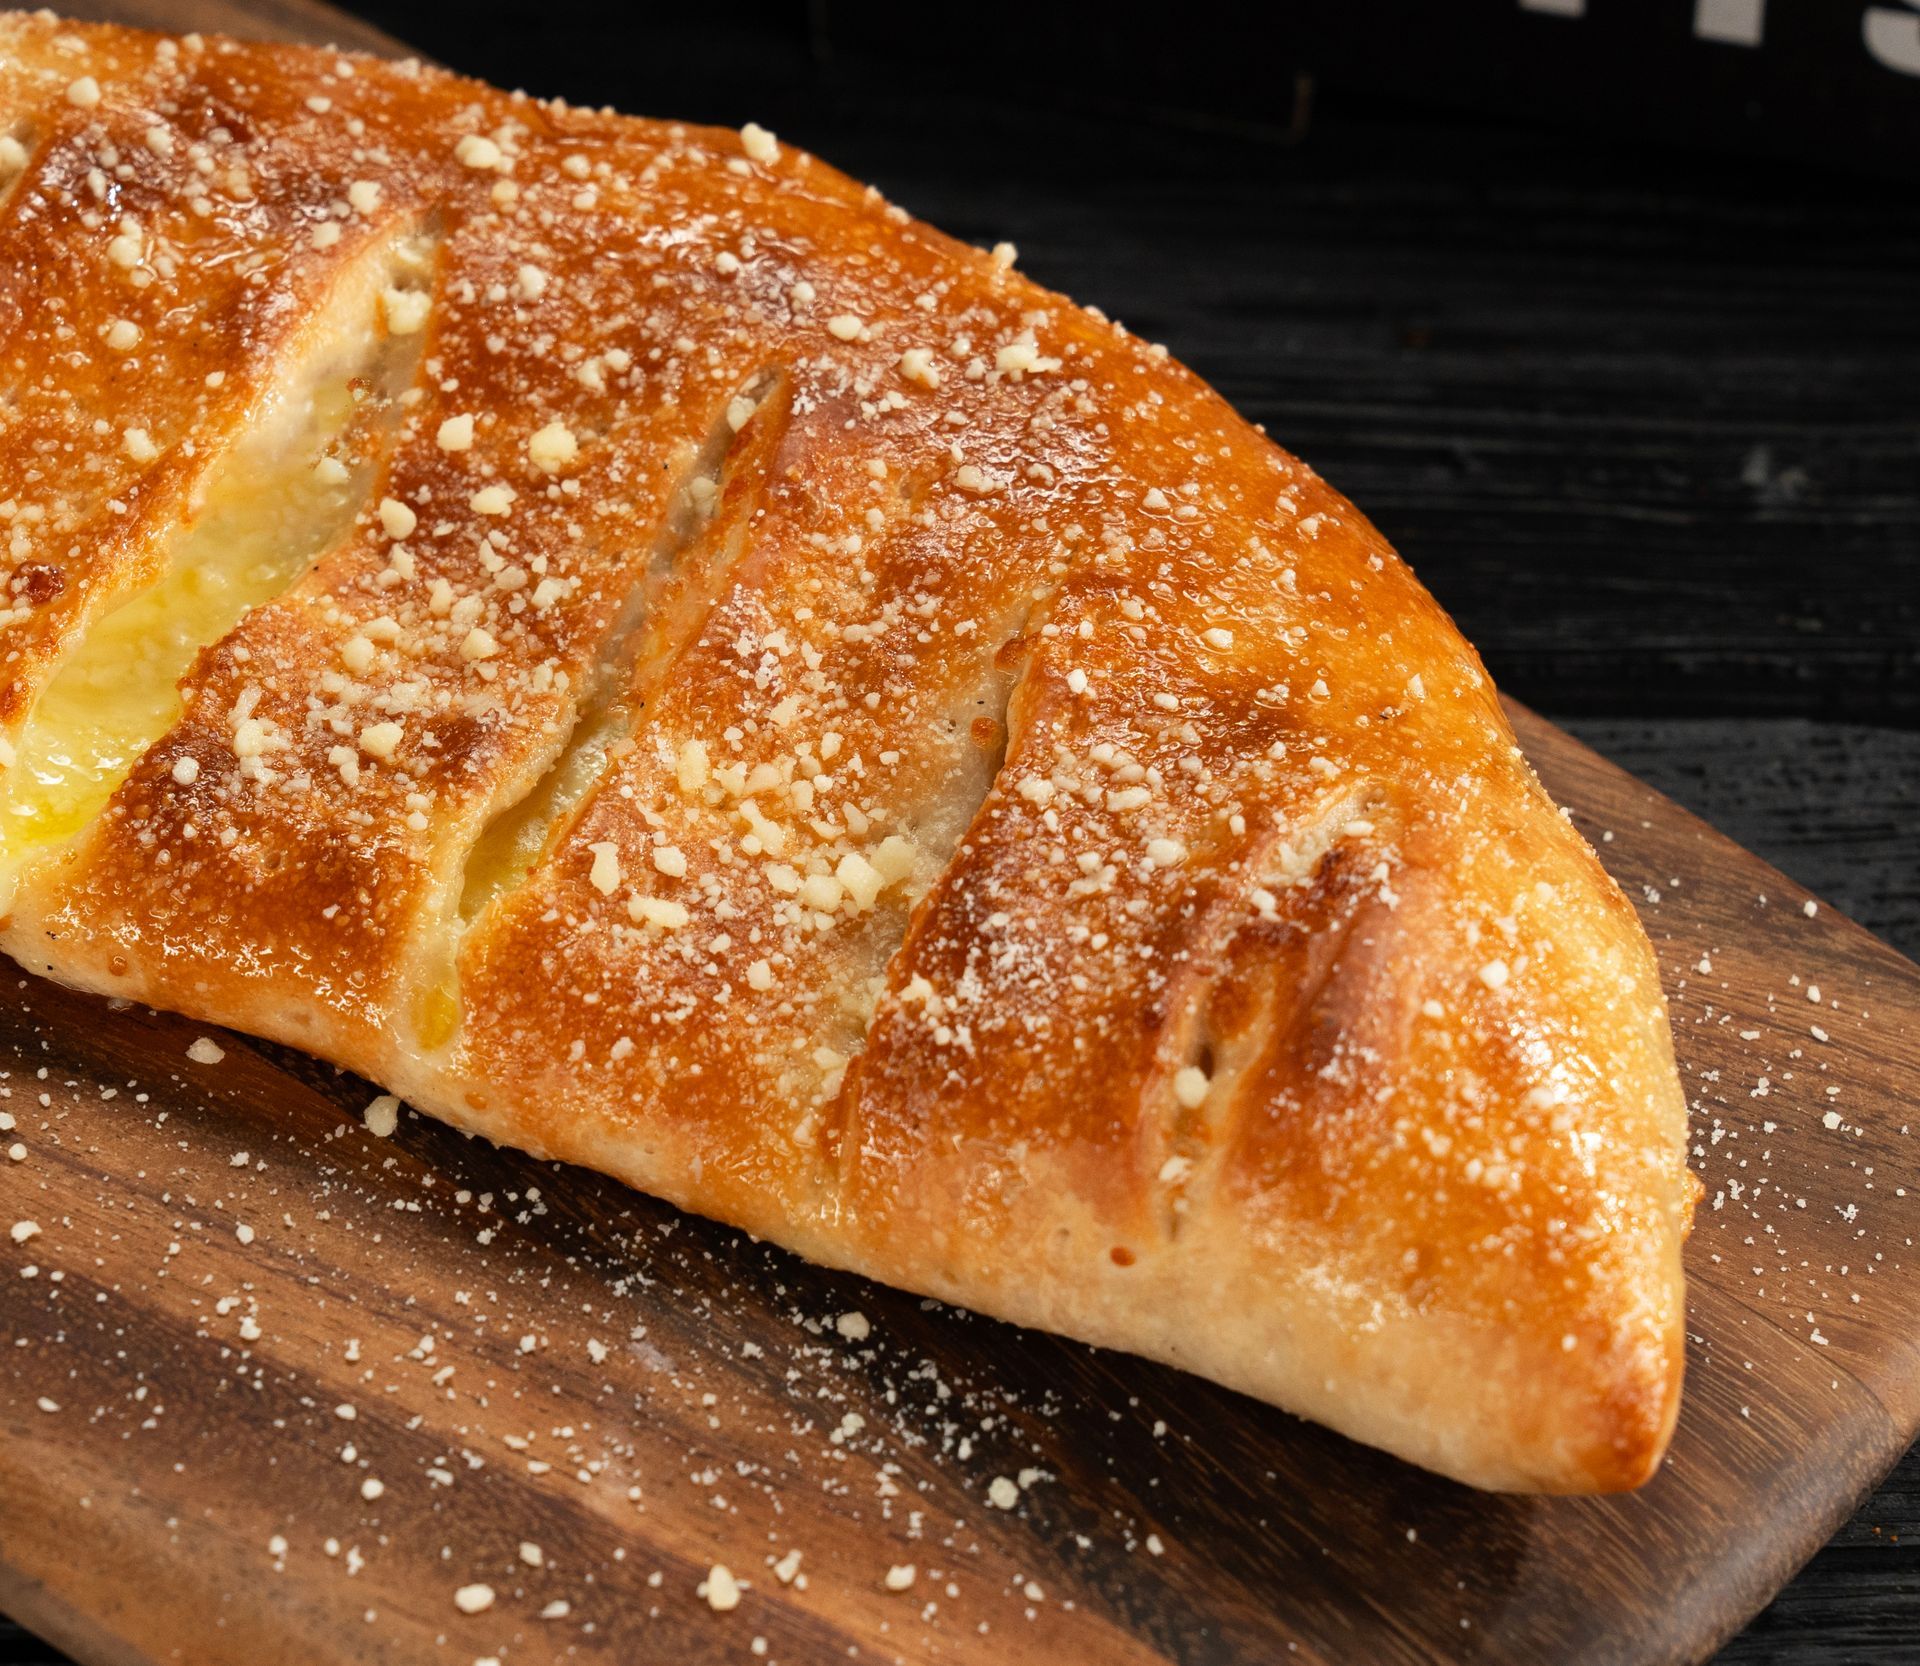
top-left (0, 12), bottom-right (1691, 1493)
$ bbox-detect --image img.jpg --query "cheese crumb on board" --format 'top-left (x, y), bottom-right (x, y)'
top-left (702, 1563), bottom-right (741, 1611)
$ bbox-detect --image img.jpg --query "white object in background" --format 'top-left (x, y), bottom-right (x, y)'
top-left (1695, 0), bottom-right (1766, 47)
top-left (1865, 2), bottom-right (1920, 74)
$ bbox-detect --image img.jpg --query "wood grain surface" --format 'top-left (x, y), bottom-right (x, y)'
top-left (3, 3), bottom-right (1916, 1663)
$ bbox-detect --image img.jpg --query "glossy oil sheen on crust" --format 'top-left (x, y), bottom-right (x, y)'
top-left (0, 12), bottom-right (1692, 1493)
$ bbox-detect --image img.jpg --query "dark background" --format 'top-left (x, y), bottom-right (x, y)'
top-left (5, 1), bottom-right (1917, 1660)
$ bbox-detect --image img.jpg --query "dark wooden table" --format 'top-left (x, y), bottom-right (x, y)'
top-left (4, 3), bottom-right (1915, 1660)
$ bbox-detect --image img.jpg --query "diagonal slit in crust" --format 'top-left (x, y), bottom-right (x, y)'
top-left (809, 590), bottom-right (1051, 1145)
top-left (1150, 783), bottom-right (1388, 1241)
top-left (455, 368), bottom-right (787, 926)
top-left (411, 368), bottom-right (790, 1051)
top-left (0, 218), bottom-right (440, 892)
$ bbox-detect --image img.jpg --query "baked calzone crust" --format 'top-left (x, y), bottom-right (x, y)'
top-left (0, 12), bottom-right (1694, 1492)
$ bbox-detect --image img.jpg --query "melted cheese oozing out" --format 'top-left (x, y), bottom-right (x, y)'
top-left (4, 397), bottom-right (359, 852)
top-left (414, 701), bottom-right (633, 1050)
top-left (459, 701), bottom-right (634, 924)
top-left (0, 229), bottom-right (433, 876)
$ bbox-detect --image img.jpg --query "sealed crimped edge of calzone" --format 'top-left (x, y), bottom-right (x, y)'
top-left (0, 11), bottom-right (1694, 1493)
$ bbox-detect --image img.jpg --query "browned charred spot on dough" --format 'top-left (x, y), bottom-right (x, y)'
top-left (993, 638), bottom-right (1030, 676)
top-left (15, 564), bottom-right (66, 607)
top-left (1109, 1245), bottom-right (1136, 1268)
top-left (425, 708), bottom-right (494, 777)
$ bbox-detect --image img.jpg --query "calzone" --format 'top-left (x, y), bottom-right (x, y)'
top-left (0, 13), bottom-right (1694, 1493)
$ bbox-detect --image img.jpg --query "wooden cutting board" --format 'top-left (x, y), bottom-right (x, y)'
top-left (4, 7), bottom-right (1918, 1664)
